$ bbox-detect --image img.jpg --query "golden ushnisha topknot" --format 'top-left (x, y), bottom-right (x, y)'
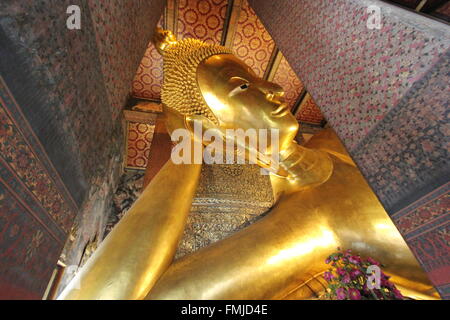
top-left (153, 28), bottom-right (232, 125)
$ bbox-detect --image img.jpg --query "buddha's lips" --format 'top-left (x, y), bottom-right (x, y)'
top-left (271, 103), bottom-right (289, 117)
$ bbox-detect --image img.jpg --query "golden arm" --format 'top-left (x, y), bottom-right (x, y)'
top-left (58, 159), bottom-right (201, 300)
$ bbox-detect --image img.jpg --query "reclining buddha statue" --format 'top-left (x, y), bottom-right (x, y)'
top-left (58, 28), bottom-right (437, 300)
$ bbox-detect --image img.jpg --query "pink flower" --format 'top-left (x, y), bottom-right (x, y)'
top-left (336, 288), bottom-right (347, 300)
top-left (348, 288), bottom-right (361, 300)
top-left (324, 271), bottom-right (334, 282)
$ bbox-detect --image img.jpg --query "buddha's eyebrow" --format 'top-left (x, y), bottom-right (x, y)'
top-left (230, 76), bottom-right (248, 83)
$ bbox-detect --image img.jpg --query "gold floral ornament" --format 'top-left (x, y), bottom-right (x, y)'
top-left (153, 27), bottom-right (232, 125)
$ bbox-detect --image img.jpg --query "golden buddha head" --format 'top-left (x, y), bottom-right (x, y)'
top-left (154, 28), bottom-right (299, 158)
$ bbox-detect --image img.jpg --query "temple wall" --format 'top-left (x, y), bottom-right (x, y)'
top-left (0, 0), bottom-right (165, 299)
top-left (248, 0), bottom-right (450, 298)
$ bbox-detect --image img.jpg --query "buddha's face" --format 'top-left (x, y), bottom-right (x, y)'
top-left (196, 54), bottom-right (299, 157)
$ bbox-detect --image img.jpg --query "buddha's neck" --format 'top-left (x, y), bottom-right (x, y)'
top-left (274, 142), bottom-right (334, 192)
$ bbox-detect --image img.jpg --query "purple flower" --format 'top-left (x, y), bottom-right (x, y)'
top-left (337, 268), bottom-right (346, 276)
top-left (336, 288), bottom-right (347, 300)
top-left (350, 269), bottom-right (362, 279)
top-left (349, 255), bottom-right (361, 264)
top-left (381, 277), bottom-right (392, 288)
top-left (392, 288), bottom-right (404, 300)
top-left (324, 271), bottom-right (334, 282)
top-left (325, 258), bottom-right (331, 264)
top-left (342, 273), bottom-right (351, 284)
top-left (366, 257), bottom-right (380, 266)
top-left (348, 288), bottom-right (361, 300)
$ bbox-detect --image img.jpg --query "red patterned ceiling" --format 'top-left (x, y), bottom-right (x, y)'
top-left (295, 93), bottom-right (325, 125)
top-left (132, 43), bottom-right (163, 100)
top-left (132, 17), bottom-right (163, 100)
top-left (232, 0), bottom-right (275, 77)
top-left (126, 122), bottom-right (155, 169)
top-left (178, 0), bottom-right (228, 44)
top-left (272, 54), bottom-right (304, 111)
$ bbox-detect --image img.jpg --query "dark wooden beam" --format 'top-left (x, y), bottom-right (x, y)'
top-left (263, 47), bottom-right (282, 81)
top-left (164, 0), bottom-right (179, 35)
top-left (222, 0), bottom-right (244, 48)
top-left (291, 89), bottom-right (307, 115)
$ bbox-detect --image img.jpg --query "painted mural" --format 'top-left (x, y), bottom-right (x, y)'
top-left (0, 0), bottom-right (165, 299)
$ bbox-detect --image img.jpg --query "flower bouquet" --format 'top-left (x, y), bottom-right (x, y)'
top-left (322, 248), bottom-right (404, 300)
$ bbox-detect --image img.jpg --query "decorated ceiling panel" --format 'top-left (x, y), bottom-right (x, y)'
top-left (126, 122), bottom-right (155, 169)
top-left (177, 0), bottom-right (228, 44)
top-left (295, 93), bottom-right (325, 125)
top-left (272, 54), bottom-right (304, 111)
top-left (231, 0), bottom-right (275, 77)
top-left (132, 43), bottom-right (164, 100)
top-left (132, 17), bottom-right (164, 100)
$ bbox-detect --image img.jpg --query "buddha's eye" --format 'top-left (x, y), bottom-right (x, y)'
top-left (229, 81), bottom-right (250, 96)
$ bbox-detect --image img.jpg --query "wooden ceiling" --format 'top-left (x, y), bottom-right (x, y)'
top-left (131, 0), bottom-right (325, 126)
